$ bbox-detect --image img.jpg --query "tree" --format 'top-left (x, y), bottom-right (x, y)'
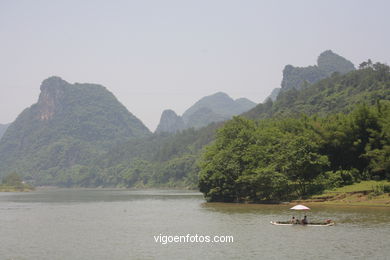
top-left (2, 172), bottom-right (23, 187)
top-left (198, 117), bottom-right (257, 202)
top-left (280, 135), bottom-right (329, 197)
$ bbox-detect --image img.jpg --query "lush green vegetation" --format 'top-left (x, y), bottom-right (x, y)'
top-left (0, 59), bottom-right (389, 192)
top-left (323, 180), bottom-right (390, 194)
top-left (48, 123), bottom-right (220, 188)
top-left (244, 61), bottom-right (390, 119)
top-left (305, 180), bottom-right (390, 206)
top-left (199, 100), bottom-right (390, 202)
top-left (0, 77), bottom-right (150, 184)
top-left (88, 61), bottom-right (389, 190)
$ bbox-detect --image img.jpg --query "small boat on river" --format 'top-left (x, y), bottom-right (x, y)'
top-left (270, 221), bottom-right (335, 226)
top-left (271, 204), bottom-right (335, 226)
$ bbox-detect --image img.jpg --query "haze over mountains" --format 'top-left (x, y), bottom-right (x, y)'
top-left (0, 50), bottom-right (388, 188)
top-left (0, 75), bottom-right (256, 185)
top-left (0, 124), bottom-right (9, 140)
top-left (0, 77), bottom-right (150, 182)
top-left (156, 92), bottom-right (256, 133)
top-left (264, 50), bottom-right (355, 102)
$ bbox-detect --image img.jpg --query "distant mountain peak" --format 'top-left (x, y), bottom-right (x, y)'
top-left (210, 92), bottom-right (231, 98)
top-left (317, 50), bottom-right (355, 75)
top-left (40, 76), bottom-right (69, 91)
top-left (156, 92), bottom-right (256, 133)
top-left (0, 77), bottom-right (151, 183)
top-left (281, 50), bottom-right (355, 91)
top-left (155, 109), bottom-right (185, 134)
top-left (38, 76), bottom-right (69, 120)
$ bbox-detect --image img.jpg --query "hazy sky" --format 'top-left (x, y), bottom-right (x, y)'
top-left (1, 0), bottom-right (389, 131)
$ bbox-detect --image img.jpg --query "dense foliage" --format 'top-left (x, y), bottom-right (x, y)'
top-left (0, 77), bottom-right (150, 183)
top-left (199, 101), bottom-right (390, 202)
top-left (53, 123), bottom-right (220, 188)
top-left (0, 59), bottom-right (388, 192)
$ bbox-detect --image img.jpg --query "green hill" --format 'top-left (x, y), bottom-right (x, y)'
top-left (0, 76), bottom-right (150, 185)
top-left (199, 62), bottom-right (390, 202)
top-left (244, 62), bottom-right (390, 120)
top-left (1, 59), bottom-right (388, 189)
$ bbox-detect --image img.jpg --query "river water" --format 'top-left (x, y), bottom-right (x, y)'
top-left (0, 189), bottom-right (389, 260)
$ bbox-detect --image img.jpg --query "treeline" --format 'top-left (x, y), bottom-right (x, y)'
top-left (199, 101), bottom-right (390, 202)
top-left (40, 123), bottom-right (220, 188)
top-left (9, 61), bottom-right (389, 189)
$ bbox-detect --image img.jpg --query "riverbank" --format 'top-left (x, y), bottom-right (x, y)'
top-left (293, 180), bottom-right (390, 207)
top-left (0, 184), bottom-right (35, 192)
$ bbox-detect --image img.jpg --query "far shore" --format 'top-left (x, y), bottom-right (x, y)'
top-left (2, 184), bottom-right (389, 207)
top-left (0, 186), bottom-right (35, 192)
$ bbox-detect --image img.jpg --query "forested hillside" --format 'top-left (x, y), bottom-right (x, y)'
top-left (0, 77), bottom-right (150, 184)
top-left (78, 61), bottom-right (389, 189)
top-left (244, 61), bottom-right (390, 120)
top-left (199, 101), bottom-right (390, 202)
top-left (199, 61), bottom-right (390, 201)
top-left (1, 61), bottom-right (388, 189)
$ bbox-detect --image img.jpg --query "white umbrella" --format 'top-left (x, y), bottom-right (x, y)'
top-left (290, 205), bottom-right (310, 224)
top-left (290, 204), bottom-right (310, 210)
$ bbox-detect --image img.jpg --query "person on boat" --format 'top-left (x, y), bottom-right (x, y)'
top-left (302, 215), bottom-right (308, 225)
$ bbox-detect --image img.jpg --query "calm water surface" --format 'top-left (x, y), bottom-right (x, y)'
top-left (0, 189), bottom-right (389, 260)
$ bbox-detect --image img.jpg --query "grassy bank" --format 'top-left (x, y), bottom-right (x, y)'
top-left (0, 184), bottom-right (35, 192)
top-left (293, 181), bottom-right (390, 207)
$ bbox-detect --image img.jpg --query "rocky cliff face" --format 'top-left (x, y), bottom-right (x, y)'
top-left (281, 50), bottom-right (355, 91)
top-left (317, 50), bottom-right (355, 75)
top-left (37, 76), bottom-right (67, 120)
top-left (0, 76), bottom-right (151, 182)
top-left (155, 109), bottom-right (185, 134)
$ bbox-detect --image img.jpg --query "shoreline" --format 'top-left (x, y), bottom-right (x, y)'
top-left (1, 186), bottom-right (389, 207)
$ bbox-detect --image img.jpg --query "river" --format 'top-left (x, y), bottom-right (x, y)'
top-left (0, 189), bottom-right (389, 259)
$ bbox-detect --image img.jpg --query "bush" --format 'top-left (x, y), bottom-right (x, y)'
top-left (322, 171), bottom-right (342, 189)
top-left (372, 184), bottom-right (385, 196)
top-left (340, 169), bottom-right (357, 185)
top-left (324, 169), bottom-right (358, 189)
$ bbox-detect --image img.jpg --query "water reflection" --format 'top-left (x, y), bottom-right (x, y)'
top-left (0, 189), bottom-right (389, 260)
top-left (0, 188), bottom-right (203, 204)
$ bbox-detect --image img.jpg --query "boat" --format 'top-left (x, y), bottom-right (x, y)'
top-left (270, 221), bottom-right (335, 226)
top-left (270, 204), bottom-right (335, 226)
